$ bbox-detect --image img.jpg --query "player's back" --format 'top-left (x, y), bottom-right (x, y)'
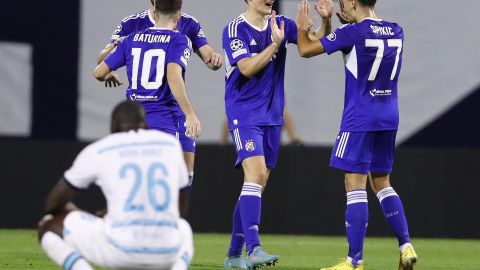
top-left (79, 129), bottom-right (188, 256)
top-left (322, 19), bottom-right (404, 131)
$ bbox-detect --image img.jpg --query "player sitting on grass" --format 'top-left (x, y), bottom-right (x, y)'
top-left (38, 101), bottom-right (193, 270)
top-left (296, 0), bottom-right (418, 269)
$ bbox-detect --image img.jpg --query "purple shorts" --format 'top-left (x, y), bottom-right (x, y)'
top-left (230, 125), bottom-right (281, 169)
top-left (145, 111), bottom-right (177, 136)
top-left (330, 130), bottom-right (397, 174)
top-left (178, 115), bottom-right (196, 153)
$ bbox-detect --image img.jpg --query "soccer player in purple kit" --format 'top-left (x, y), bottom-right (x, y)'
top-left (296, 0), bottom-right (418, 269)
top-left (222, 0), bottom-right (300, 268)
top-left (98, 0), bottom-right (223, 191)
top-left (94, 0), bottom-right (201, 141)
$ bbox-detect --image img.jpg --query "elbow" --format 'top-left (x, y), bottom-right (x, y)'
top-left (238, 67), bottom-right (254, 79)
top-left (93, 67), bottom-right (105, 81)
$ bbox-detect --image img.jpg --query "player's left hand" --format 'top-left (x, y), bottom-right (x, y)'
top-left (296, 0), bottom-right (314, 31)
top-left (185, 113), bottom-right (202, 139)
top-left (104, 72), bottom-right (123, 88)
top-left (205, 51), bottom-right (223, 70)
top-left (314, 0), bottom-right (333, 19)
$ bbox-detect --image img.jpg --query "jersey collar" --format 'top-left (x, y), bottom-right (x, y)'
top-left (240, 14), bottom-right (270, 32)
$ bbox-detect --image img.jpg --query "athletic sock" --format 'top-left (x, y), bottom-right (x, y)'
top-left (345, 190), bottom-right (369, 267)
top-left (40, 231), bottom-right (93, 270)
top-left (228, 199), bottom-right (245, 257)
top-left (239, 182), bottom-right (262, 255)
top-left (377, 187), bottom-right (411, 246)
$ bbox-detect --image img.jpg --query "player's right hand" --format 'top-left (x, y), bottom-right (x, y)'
top-left (296, 0), bottom-right (314, 31)
top-left (270, 10), bottom-right (285, 46)
top-left (104, 72), bottom-right (123, 88)
top-left (314, 0), bottom-right (333, 19)
top-left (185, 113), bottom-right (201, 139)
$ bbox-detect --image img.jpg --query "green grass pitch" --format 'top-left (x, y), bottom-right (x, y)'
top-left (0, 230), bottom-right (479, 269)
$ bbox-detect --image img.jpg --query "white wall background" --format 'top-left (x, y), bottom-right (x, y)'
top-left (75, 0), bottom-right (480, 144)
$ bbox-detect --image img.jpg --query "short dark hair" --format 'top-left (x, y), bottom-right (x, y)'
top-left (110, 101), bottom-right (147, 133)
top-left (358, 0), bottom-right (377, 7)
top-left (154, 0), bottom-right (182, 14)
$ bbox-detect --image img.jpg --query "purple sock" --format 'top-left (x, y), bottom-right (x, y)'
top-left (239, 182), bottom-right (262, 255)
top-left (345, 190), bottom-right (368, 267)
top-left (228, 200), bottom-right (245, 257)
top-left (377, 187), bottom-right (411, 246)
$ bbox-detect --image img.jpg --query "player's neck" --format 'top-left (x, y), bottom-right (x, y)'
top-left (244, 9), bottom-right (268, 29)
top-left (354, 8), bottom-right (378, 23)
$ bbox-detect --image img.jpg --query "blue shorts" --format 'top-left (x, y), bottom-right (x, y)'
top-left (145, 111), bottom-right (177, 136)
top-left (330, 130), bottom-right (397, 174)
top-left (230, 126), bottom-right (281, 169)
top-left (178, 115), bottom-right (196, 153)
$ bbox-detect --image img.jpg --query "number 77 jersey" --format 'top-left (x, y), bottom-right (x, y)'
top-left (320, 19), bottom-right (404, 132)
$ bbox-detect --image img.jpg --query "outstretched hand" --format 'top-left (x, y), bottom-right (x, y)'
top-left (270, 10), bottom-right (285, 45)
top-left (336, 0), bottom-right (350, 24)
top-left (314, 0), bottom-right (333, 19)
top-left (296, 0), bottom-right (314, 31)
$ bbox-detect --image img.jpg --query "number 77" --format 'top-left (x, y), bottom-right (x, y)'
top-left (365, 39), bottom-right (403, 81)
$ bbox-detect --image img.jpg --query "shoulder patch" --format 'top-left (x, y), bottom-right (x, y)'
top-left (230, 39), bottom-right (243, 51)
top-left (326, 32), bottom-right (336, 41)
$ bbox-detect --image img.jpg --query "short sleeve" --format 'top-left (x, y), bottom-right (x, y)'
top-left (222, 24), bottom-right (251, 66)
top-left (64, 145), bottom-right (98, 190)
top-left (104, 38), bottom-right (128, 71)
top-left (167, 35), bottom-right (192, 70)
top-left (110, 20), bottom-right (131, 43)
top-left (183, 17), bottom-right (209, 51)
top-left (320, 24), bottom-right (357, 55)
top-left (283, 17), bottom-right (297, 44)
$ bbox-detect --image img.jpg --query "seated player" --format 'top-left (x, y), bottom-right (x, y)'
top-left (37, 101), bottom-right (193, 270)
top-left (296, 0), bottom-right (418, 269)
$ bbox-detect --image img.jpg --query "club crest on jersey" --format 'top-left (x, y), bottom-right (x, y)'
top-left (230, 39), bottom-right (244, 51)
top-left (245, 139), bottom-right (256, 152)
top-left (326, 32), bottom-right (336, 41)
top-left (183, 48), bottom-right (191, 61)
top-left (113, 23), bottom-right (122, 35)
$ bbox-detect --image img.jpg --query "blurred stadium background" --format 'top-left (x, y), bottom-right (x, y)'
top-left (0, 0), bottom-right (479, 248)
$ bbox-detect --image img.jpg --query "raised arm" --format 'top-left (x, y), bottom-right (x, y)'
top-left (297, 0), bottom-right (333, 58)
top-left (167, 63), bottom-right (201, 139)
top-left (237, 11), bottom-right (284, 78)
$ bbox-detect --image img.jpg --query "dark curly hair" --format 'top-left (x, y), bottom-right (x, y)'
top-left (154, 0), bottom-right (182, 14)
top-left (358, 0), bottom-right (377, 7)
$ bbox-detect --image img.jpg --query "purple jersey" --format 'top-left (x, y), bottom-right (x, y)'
top-left (223, 15), bottom-right (297, 130)
top-left (104, 28), bottom-right (192, 129)
top-left (110, 10), bottom-right (208, 51)
top-left (320, 19), bottom-right (404, 131)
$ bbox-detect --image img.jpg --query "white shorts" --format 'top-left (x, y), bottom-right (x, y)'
top-left (63, 211), bottom-right (193, 270)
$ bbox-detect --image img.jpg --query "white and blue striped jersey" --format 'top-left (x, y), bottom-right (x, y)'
top-left (64, 129), bottom-right (188, 252)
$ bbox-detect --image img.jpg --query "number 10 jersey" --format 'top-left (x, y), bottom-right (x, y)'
top-left (105, 28), bottom-right (192, 130)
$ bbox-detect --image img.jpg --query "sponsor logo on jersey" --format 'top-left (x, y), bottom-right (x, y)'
top-left (129, 93), bottom-right (159, 102)
top-left (230, 39), bottom-right (244, 51)
top-left (245, 139), bottom-right (256, 152)
top-left (369, 89), bottom-right (392, 97)
top-left (326, 32), bottom-right (336, 41)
